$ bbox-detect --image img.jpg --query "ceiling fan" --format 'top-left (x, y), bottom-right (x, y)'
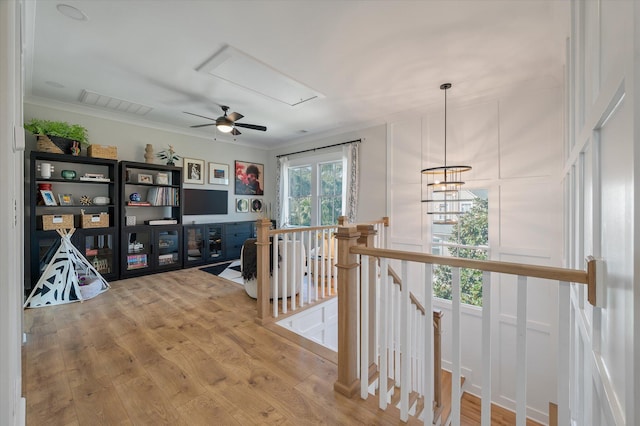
top-left (184, 106), bottom-right (267, 136)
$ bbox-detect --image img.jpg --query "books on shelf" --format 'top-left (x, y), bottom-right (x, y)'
top-left (146, 186), bottom-right (179, 206)
top-left (144, 219), bottom-right (178, 225)
top-left (127, 201), bottom-right (151, 206)
top-left (126, 254), bottom-right (147, 270)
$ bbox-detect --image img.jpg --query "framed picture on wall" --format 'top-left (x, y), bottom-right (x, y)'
top-left (236, 198), bottom-right (249, 213)
top-left (183, 158), bottom-right (204, 184)
top-left (235, 160), bottom-right (264, 195)
top-left (209, 162), bottom-right (229, 185)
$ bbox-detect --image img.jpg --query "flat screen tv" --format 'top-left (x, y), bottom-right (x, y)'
top-left (183, 189), bottom-right (228, 215)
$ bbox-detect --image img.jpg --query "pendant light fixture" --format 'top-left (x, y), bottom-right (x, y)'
top-left (421, 83), bottom-right (472, 225)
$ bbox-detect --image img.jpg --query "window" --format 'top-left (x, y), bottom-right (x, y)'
top-left (284, 152), bottom-right (345, 227)
top-left (288, 165), bottom-right (311, 226)
top-left (432, 189), bottom-right (488, 306)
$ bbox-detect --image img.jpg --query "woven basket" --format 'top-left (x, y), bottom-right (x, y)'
top-left (36, 135), bottom-right (81, 155)
top-left (36, 135), bottom-right (64, 154)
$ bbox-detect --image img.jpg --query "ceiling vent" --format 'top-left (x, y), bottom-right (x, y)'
top-left (197, 45), bottom-right (324, 107)
top-left (79, 90), bottom-right (153, 116)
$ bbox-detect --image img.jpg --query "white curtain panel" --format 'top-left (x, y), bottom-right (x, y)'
top-left (276, 156), bottom-right (289, 227)
top-left (343, 142), bottom-right (359, 223)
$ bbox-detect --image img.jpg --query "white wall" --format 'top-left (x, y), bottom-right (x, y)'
top-left (0, 0), bottom-right (26, 424)
top-left (387, 85), bottom-right (563, 423)
top-left (24, 102), bottom-right (271, 224)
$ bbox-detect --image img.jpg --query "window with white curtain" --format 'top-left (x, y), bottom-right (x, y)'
top-left (284, 151), bottom-right (345, 227)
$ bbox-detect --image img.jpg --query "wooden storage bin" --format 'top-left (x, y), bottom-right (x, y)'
top-left (81, 212), bottom-right (109, 228)
top-left (42, 214), bottom-right (74, 230)
top-left (87, 144), bottom-right (117, 160)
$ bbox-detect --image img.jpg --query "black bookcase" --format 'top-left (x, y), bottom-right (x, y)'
top-left (26, 151), bottom-right (119, 295)
top-left (119, 161), bottom-right (183, 277)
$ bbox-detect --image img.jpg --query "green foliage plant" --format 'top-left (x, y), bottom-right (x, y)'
top-left (156, 145), bottom-right (180, 165)
top-left (24, 119), bottom-right (89, 145)
top-left (433, 197), bottom-right (489, 306)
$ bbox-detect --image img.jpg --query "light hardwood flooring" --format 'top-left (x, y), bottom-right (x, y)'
top-left (23, 268), bottom-right (541, 425)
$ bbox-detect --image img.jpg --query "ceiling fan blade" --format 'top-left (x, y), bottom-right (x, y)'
top-left (183, 111), bottom-right (215, 121)
top-left (227, 112), bottom-right (244, 122)
top-left (190, 123), bottom-right (216, 128)
top-left (231, 128), bottom-right (241, 136)
top-left (235, 122), bottom-right (267, 132)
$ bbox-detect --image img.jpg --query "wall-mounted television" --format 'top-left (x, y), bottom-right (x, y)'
top-left (183, 189), bottom-right (228, 215)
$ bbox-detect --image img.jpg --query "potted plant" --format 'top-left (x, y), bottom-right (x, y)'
top-left (24, 119), bottom-right (90, 155)
top-left (156, 145), bottom-right (180, 166)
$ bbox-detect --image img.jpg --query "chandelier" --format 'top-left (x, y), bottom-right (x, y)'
top-left (421, 83), bottom-right (472, 225)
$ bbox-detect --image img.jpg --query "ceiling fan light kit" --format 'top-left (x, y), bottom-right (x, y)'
top-left (421, 82), bottom-right (472, 225)
top-left (185, 105), bottom-right (267, 137)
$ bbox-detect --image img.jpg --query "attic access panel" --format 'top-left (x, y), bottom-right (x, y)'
top-left (197, 45), bottom-right (324, 106)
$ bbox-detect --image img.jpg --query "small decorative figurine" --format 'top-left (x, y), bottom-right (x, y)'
top-left (129, 192), bottom-right (141, 202)
top-left (79, 195), bottom-right (92, 205)
top-left (144, 143), bottom-right (154, 163)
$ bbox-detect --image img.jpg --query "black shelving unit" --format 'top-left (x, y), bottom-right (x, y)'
top-left (26, 151), bottom-right (119, 295)
top-left (183, 221), bottom-right (256, 267)
top-left (119, 161), bottom-right (183, 277)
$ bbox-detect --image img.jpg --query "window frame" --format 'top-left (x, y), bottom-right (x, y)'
top-left (285, 150), bottom-right (345, 227)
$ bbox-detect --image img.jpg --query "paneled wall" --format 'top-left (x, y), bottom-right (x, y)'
top-left (388, 86), bottom-right (563, 422)
top-left (565, 1), bottom-right (637, 424)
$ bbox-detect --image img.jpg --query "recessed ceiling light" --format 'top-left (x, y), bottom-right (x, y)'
top-left (56, 4), bottom-right (88, 21)
top-left (45, 81), bottom-right (65, 88)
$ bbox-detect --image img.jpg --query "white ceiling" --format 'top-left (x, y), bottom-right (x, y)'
top-left (24, 0), bottom-right (569, 149)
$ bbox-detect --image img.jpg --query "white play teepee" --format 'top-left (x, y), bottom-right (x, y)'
top-left (24, 228), bottom-right (110, 308)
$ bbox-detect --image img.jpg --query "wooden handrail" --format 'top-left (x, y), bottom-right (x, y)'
top-left (268, 224), bottom-right (339, 236)
top-left (351, 246), bottom-right (593, 286)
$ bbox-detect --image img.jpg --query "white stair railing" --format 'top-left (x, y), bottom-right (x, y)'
top-left (333, 225), bottom-right (599, 426)
top-left (254, 217), bottom-right (389, 323)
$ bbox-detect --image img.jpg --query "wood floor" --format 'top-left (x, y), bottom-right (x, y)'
top-left (23, 268), bottom-right (541, 425)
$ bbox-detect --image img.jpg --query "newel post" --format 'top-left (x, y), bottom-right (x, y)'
top-left (255, 218), bottom-right (271, 325)
top-left (357, 224), bottom-right (377, 378)
top-left (334, 225), bottom-right (361, 397)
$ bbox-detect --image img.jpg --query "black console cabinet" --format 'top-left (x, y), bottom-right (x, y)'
top-left (183, 221), bottom-right (256, 267)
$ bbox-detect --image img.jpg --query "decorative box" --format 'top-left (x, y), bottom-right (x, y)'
top-left (87, 144), bottom-right (118, 160)
top-left (81, 212), bottom-right (109, 228)
top-left (42, 214), bottom-right (74, 230)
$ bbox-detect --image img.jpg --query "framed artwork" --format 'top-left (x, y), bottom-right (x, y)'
top-left (236, 198), bottom-right (249, 213)
top-left (209, 162), bottom-right (229, 185)
top-left (138, 173), bottom-right (153, 184)
top-left (251, 198), bottom-right (263, 212)
top-left (235, 160), bottom-right (264, 195)
top-left (41, 190), bottom-right (57, 206)
top-left (156, 172), bottom-right (169, 185)
top-left (184, 158), bottom-right (204, 184)
top-left (58, 194), bottom-right (73, 206)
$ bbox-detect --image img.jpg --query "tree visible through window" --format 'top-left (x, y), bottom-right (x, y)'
top-left (432, 190), bottom-right (488, 306)
top-left (288, 165), bottom-right (311, 226)
top-left (319, 162), bottom-right (343, 225)
top-left (286, 157), bottom-right (344, 227)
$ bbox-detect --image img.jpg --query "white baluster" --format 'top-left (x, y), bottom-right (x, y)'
top-left (516, 275), bottom-right (527, 426)
top-left (558, 281), bottom-right (570, 425)
top-left (273, 233), bottom-right (279, 318)
top-left (379, 257), bottom-right (389, 409)
top-left (361, 255), bottom-right (368, 398)
top-left (452, 266), bottom-right (461, 426)
top-left (400, 260), bottom-right (410, 421)
top-left (481, 271), bottom-right (492, 426)
top-left (423, 263), bottom-right (434, 426)
top-left (281, 233), bottom-right (288, 314)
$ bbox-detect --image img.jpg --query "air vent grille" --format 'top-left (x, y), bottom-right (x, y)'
top-left (79, 90), bottom-right (153, 115)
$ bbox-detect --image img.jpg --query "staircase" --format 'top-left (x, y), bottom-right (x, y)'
top-left (365, 368), bottom-right (464, 425)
